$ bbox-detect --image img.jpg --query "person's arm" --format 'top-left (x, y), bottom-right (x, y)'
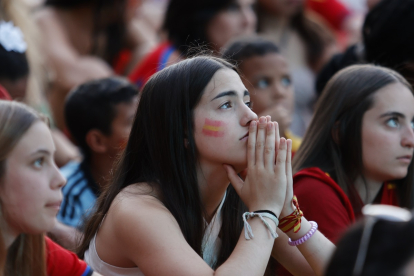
top-left (35, 9), bottom-right (112, 93)
top-left (101, 118), bottom-right (288, 275)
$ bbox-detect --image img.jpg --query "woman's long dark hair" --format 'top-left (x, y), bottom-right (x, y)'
top-left (78, 56), bottom-right (247, 267)
top-left (44, 0), bottom-right (127, 65)
top-left (293, 65), bottom-right (414, 212)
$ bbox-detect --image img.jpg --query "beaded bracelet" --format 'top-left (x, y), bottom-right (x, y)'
top-left (288, 221), bottom-right (318, 246)
top-left (243, 211), bottom-right (279, 240)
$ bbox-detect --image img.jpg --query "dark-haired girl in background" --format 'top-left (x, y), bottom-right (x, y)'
top-left (79, 56), bottom-right (335, 275)
top-left (293, 65), bottom-right (414, 243)
top-left (128, 0), bottom-right (256, 89)
top-left (35, 0), bottom-right (155, 130)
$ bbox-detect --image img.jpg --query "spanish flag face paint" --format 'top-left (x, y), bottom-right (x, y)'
top-left (202, 118), bottom-right (225, 137)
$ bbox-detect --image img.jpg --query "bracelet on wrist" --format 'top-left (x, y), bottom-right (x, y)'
top-left (288, 221), bottom-right (318, 246)
top-left (243, 211), bottom-right (279, 240)
top-left (279, 195), bottom-right (303, 233)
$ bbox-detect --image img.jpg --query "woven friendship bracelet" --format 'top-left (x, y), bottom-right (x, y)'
top-left (279, 196), bottom-right (303, 233)
top-left (288, 221), bottom-right (318, 246)
top-left (243, 212), bottom-right (279, 240)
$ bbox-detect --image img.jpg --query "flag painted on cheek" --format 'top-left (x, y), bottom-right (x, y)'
top-left (202, 119), bottom-right (225, 137)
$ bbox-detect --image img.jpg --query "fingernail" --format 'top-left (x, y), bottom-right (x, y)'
top-left (251, 121), bottom-right (257, 127)
top-left (268, 122), bottom-right (273, 130)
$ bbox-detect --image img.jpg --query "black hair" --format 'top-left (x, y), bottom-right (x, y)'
top-left (222, 36), bottom-right (280, 66)
top-left (163, 0), bottom-right (237, 57)
top-left (364, 0), bottom-right (414, 84)
top-left (64, 77), bottom-right (138, 161)
top-left (44, 0), bottom-right (127, 65)
top-left (325, 217), bottom-right (414, 276)
top-left (0, 44), bottom-right (29, 81)
top-left (78, 56), bottom-right (247, 268)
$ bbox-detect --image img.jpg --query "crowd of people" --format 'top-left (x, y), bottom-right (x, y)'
top-left (0, 0), bottom-right (413, 275)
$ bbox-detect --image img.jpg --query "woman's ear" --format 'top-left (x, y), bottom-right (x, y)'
top-left (86, 129), bottom-right (108, 154)
top-left (331, 122), bottom-right (340, 145)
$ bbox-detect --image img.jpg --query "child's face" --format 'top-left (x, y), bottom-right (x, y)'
top-left (194, 68), bottom-right (257, 171)
top-left (240, 53), bottom-right (294, 135)
top-left (0, 121), bottom-right (65, 236)
top-left (105, 96), bottom-right (139, 157)
top-left (361, 82), bottom-right (414, 182)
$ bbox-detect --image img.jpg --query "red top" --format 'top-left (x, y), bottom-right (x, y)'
top-left (306, 0), bottom-right (350, 31)
top-left (0, 84), bottom-right (12, 100)
top-left (128, 42), bottom-right (176, 89)
top-left (46, 237), bottom-right (92, 276)
top-left (276, 167), bottom-right (399, 276)
top-left (294, 167), bottom-right (399, 243)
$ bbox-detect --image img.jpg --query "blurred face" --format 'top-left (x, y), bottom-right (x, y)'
top-left (206, 0), bottom-right (257, 50)
top-left (239, 53), bottom-right (294, 135)
top-left (0, 121), bottom-right (66, 236)
top-left (361, 83), bottom-right (414, 182)
top-left (105, 96), bottom-right (139, 157)
top-left (258, 0), bottom-right (303, 17)
top-left (194, 68), bottom-right (257, 171)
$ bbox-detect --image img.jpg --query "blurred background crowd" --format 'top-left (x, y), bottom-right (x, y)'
top-left (1, 0), bottom-right (414, 275)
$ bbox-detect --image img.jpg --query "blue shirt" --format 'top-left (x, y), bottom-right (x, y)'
top-left (57, 161), bottom-right (100, 229)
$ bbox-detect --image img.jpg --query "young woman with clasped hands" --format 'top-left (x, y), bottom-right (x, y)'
top-left (79, 56), bottom-right (335, 276)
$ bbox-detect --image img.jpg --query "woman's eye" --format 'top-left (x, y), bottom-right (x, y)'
top-left (257, 79), bottom-right (269, 89)
top-left (33, 157), bottom-right (44, 168)
top-left (245, 101), bottom-right (252, 109)
top-left (411, 121), bottom-right (414, 130)
top-left (386, 117), bottom-right (399, 128)
top-left (281, 77), bottom-right (291, 87)
top-left (220, 102), bottom-right (232, 109)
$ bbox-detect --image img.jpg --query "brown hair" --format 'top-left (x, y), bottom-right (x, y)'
top-left (293, 65), bottom-right (414, 211)
top-left (0, 100), bottom-right (47, 276)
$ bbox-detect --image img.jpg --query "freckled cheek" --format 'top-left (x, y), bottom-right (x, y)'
top-left (201, 119), bottom-right (227, 138)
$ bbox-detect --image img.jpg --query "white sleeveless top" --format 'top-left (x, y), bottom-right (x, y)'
top-left (85, 193), bottom-right (226, 276)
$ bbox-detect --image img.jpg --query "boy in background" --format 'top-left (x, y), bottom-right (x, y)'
top-left (50, 77), bottom-right (138, 249)
top-left (223, 36), bottom-right (302, 154)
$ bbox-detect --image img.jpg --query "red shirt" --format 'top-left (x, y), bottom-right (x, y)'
top-left (0, 84), bottom-right (12, 100)
top-left (294, 167), bottom-right (399, 243)
top-left (306, 0), bottom-right (350, 31)
top-left (276, 167), bottom-right (399, 276)
top-left (128, 42), bottom-right (176, 89)
top-left (46, 237), bottom-right (92, 276)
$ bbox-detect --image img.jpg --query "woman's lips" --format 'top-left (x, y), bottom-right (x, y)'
top-left (397, 155), bottom-right (413, 164)
top-left (240, 132), bottom-right (249, 141)
top-left (45, 201), bottom-right (62, 210)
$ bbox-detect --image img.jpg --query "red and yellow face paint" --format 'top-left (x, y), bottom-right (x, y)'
top-left (202, 118), bottom-right (225, 137)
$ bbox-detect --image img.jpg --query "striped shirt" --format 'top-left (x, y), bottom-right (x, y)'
top-left (57, 161), bottom-right (100, 229)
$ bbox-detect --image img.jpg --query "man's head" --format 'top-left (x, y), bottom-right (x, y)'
top-left (65, 77), bottom-right (139, 162)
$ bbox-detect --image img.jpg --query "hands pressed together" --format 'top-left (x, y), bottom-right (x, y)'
top-left (224, 116), bottom-right (295, 219)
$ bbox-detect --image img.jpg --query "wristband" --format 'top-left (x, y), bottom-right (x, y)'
top-left (243, 211), bottom-right (279, 240)
top-left (288, 221), bottom-right (318, 246)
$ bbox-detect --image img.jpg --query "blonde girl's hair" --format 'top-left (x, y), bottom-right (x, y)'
top-left (0, 100), bottom-right (47, 276)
